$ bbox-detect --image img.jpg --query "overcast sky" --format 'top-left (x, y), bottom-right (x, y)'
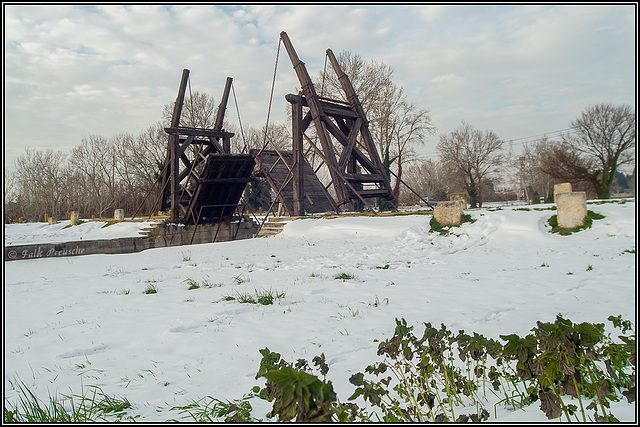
top-left (3, 4), bottom-right (636, 175)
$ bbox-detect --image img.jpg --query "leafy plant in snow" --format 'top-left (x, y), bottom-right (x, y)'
top-left (239, 315), bottom-right (635, 423)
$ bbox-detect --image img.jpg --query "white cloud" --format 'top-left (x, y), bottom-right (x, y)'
top-left (3, 4), bottom-right (635, 173)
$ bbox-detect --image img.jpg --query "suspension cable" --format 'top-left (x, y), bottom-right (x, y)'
top-left (320, 52), bottom-right (328, 98)
top-left (187, 76), bottom-right (194, 127)
top-left (258, 37), bottom-right (282, 155)
top-left (231, 82), bottom-right (249, 154)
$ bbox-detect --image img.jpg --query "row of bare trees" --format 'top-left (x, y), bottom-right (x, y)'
top-left (316, 52), bottom-right (634, 208)
top-left (5, 124), bottom-right (167, 222)
top-left (399, 103), bottom-right (635, 207)
top-left (4, 88), bottom-right (292, 222)
top-left (4, 48), bottom-right (635, 221)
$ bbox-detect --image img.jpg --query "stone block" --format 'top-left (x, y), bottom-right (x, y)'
top-left (434, 200), bottom-right (464, 226)
top-left (449, 193), bottom-right (467, 210)
top-left (70, 211), bottom-right (80, 225)
top-left (556, 192), bottom-right (587, 229)
top-left (554, 183), bottom-right (572, 202)
top-left (114, 209), bottom-right (125, 221)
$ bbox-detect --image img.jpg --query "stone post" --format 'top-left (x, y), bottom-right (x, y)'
top-left (47, 216), bottom-right (58, 225)
top-left (434, 200), bottom-right (464, 226)
top-left (114, 209), bottom-right (125, 221)
top-left (556, 192), bottom-right (587, 229)
top-left (449, 193), bottom-right (467, 210)
top-left (554, 183), bottom-right (572, 202)
top-left (70, 211), bottom-right (80, 225)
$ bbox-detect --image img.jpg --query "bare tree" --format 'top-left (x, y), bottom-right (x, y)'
top-left (507, 138), bottom-right (559, 202)
top-left (375, 91), bottom-right (436, 201)
top-left (234, 123), bottom-right (291, 153)
top-left (12, 148), bottom-right (69, 221)
top-left (437, 121), bottom-right (504, 208)
top-left (399, 158), bottom-right (448, 205)
top-left (318, 51), bottom-right (394, 116)
top-left (556, 103), bottom-right (636, 199)
top-left (69, 135), bottom-right (116, 217)
top-left (538, 140), bottom-right (598, 198)
top-left (163, 90), bottom-right (219, 129)
top-left (126, 123), bottom-right (168, 187)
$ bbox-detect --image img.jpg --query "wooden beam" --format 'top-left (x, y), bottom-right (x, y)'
top-left (326, 49), bottom-right (392, 199)
top-left (292, 97), bottom-right (304, 216)
top-left (214, 77), bottom-right (233, 133)
top-left (165, 127), bottom-right (234, 139)
top-left (280, 31), bottom-right (349, 203)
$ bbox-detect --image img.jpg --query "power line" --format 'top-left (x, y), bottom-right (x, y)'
top-left (503, 127), bottom-right (574, 146)
top-left (415, 126), bottom-right (577, 160)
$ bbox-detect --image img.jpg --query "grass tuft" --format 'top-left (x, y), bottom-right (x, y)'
top-left (334, 272), bottom-right (356, 281)
top-left (4, 381), bottom-right (134, 422)
top-left (221, 289), bottom-right (286, 305)
top-left (142, 284), bottom-right (158, 294)
top-left (548, 210), bottom-right (605, 235)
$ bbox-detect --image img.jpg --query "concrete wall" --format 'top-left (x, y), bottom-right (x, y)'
top-left (5, 219), bottom-right (258, 262)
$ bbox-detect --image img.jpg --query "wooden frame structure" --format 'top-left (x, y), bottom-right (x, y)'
top-left (277, 31), bottom-right (393, 215)
top-left (250, 149), bottom-right (338, 215)
top-left (159, 69), bottom-right (255, 224)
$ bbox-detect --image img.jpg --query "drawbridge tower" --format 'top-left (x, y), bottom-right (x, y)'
top-left (159, 70), bottom-right (255, 225)
top-left (252, 32), bottom-right (394, 217)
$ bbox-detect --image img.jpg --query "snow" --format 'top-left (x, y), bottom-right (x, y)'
top-left (3, 200), bottom-right (637, 422)
top-left (4, 218), bottom-right (161, 246)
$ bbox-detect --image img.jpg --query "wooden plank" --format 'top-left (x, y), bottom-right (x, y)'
top-left (251, 150), bottom-right (337, 214)
top-left (183, 154), bottom-right (255, 224)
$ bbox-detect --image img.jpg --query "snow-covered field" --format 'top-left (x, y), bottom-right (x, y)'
top-left (3, 200), bottom-right (637, 422)
top-left (4, 218), bottom-right (161, 246)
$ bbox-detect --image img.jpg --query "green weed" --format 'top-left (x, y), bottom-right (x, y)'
top-left (334, 272), bottom-right (356, 281)
top-left (222, 289), bottom-right (286, 305)
top-left (142, 284), bottom-right (158, 294)
top-left (4, 381), bottom-right (134, 422)
top-left (180, 251), bottom-right (192, 262)
top-left (168, 395), bottom-right (258, 422)
top-left (183, 278), bottom-right (200, 290)
top-left (233, 274), bottom-right (249, 285)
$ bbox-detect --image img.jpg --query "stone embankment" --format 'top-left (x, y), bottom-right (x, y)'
top-left (4, 219), bottom-right (258, 261)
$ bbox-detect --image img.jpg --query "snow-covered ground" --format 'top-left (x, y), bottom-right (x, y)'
top-left (3, 200), bottom-right (636, 422)
top-left (4, 218), bottom-right (161, 246)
